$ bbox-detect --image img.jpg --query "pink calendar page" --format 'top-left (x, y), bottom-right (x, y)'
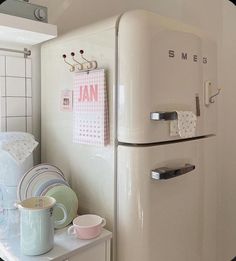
top-left (73, 69), bottom-right (109, 146)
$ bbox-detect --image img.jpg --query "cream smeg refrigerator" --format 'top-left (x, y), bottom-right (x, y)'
top-left (41, 10), bottom-right (218, 261)
top-left (116, 10), bottom-right (218, 261)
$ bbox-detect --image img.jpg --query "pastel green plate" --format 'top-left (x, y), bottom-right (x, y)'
top-left (45, 185), bottom-right (78, 229)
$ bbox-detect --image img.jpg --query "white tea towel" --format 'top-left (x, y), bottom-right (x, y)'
top-left (73, 69), bottom-right (109, 146)
top-left (170, 111), bottom-right (197, 138)
top-left (0, 132), bottom-right (38, 164)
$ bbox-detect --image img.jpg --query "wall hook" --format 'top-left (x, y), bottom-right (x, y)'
top-left (71, 52), bottom-right (83, 70)
top-left (80, 50), bottom-right (90, 63)
top-left (62, 54), bottom-right (75, 72)
top-left (209, 88), bottom-right (221, 103)
top-left (204, 81), bottom-right (221, 106)
top-left (79, 50), bottom-right (93, 69)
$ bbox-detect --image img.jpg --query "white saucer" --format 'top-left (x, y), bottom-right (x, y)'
top-left (17, 163), bottom-right (64, 201)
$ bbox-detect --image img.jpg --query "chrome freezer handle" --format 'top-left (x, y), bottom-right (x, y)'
top-left (150, 111), bottom-right (177, 121)
top-left (151, 164), bottom-right (195, 180)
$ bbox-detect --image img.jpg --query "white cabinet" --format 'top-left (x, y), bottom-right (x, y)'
top-left (0, 228), bottom-right (112, 261)
top-left (65, 241), bottom-right (110, 261)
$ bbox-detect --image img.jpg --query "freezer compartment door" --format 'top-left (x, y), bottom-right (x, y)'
top-left (117, 138), bottom-right (217, 261)
top-left (118, 10), bottom-right (217, 143)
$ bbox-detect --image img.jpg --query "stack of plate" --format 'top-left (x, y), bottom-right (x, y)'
top-left (17, 163), bottom-right (78, 229)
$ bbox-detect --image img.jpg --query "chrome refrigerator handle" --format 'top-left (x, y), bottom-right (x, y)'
top-left (151, 164), bottom-right (195, 180)
top-left (150, 112), bottom-right (177, 121)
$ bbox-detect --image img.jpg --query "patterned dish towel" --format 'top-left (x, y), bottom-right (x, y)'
top-left (0, 132), bottom-right (38, 164)
top-left (73, 69), bottom-right (109, 146)
top-left (170, 111), bottom-right (197, 138)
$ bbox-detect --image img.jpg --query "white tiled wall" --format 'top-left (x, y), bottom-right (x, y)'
top-left (0, 55), bottom-right (32, 133)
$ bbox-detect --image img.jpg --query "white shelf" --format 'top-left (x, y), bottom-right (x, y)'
top-left (0, 227), bottom-right (112, 261)
top-left (0, 13), bottom-right (57, 45)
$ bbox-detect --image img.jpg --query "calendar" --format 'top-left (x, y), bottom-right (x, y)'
top-left (73, 69), bottom-right (109, 146)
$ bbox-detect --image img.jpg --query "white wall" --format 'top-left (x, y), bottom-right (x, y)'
top-left (32, 0), bottom-right (221, 40)
top-left (40, 20), bottom-right (117, 232)
top-left (31, 45), bottom-right (41, 164)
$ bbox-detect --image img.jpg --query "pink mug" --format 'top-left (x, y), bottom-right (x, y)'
top-left (68, 214), bottom-right (106, 239)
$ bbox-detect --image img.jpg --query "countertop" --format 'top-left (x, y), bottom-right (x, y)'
top-left (0, 227), bottom-right (112, 261)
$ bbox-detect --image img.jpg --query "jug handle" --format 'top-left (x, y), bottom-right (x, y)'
top-left (54, 203), bottom-right (67, 227)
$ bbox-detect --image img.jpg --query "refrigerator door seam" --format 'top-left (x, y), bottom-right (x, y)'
top-left (118, 134), bottom-right (215, 147)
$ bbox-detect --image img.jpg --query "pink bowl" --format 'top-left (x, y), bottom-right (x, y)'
top-left (68, 214), bottom-right (106, 239)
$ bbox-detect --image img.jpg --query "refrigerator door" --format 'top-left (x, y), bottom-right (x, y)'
top-left (117, 137), bottom-right (217, 261)
top-left (118, 10), bottom-right (217, 144)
